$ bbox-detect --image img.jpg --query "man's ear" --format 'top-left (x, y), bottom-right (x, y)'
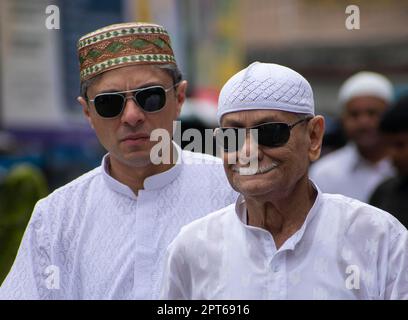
top-left (175, 80), bottom-right (188, 118)
top-left (77, 96), bottom-right (94, 129)
top-left (308, 115), bottom-right (325, 162)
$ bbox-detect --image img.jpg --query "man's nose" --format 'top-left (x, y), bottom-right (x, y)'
top-left (356, 111), bottom-right (381, 127)
top-left (120, 96), bottom-right (146, 126)
top-left (238, 130), bottom-right (261, 162)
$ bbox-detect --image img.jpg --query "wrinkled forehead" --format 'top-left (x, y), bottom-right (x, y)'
top-left (220, 109), bottom-right (298, 127)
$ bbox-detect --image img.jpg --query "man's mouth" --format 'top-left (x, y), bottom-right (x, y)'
top-left (121, 133), bottom-right (150, 140)
top-left (120, 133), bottom-right (150, 146)
top-left (231, 162), bottom-right (279, 176)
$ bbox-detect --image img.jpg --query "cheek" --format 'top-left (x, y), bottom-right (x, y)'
top-left (151, 110), bottom-right (178, 133)
top-left (281, 144), bottom-right (309, 175)
top-left (222, 162), bottom-right (242, 190)
top-left (223, 161), bottom-right (234, 180)
top-left (92, 119), bottom-right (118, 146)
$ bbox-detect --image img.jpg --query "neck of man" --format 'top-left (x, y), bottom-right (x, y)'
top-left (108, 143), bottom-right (177, 196)
top-left (245, 176), bottom-right (317, 250)
top-left (356, 144), bottom-right (387, 164)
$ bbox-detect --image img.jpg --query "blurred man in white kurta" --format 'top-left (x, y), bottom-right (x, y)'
top-left (160, 62), bottom-right (408, 300)
top-left (309, 72), bottom-right (395, 202)
top-left (0, 22), bottom-right (237, 299)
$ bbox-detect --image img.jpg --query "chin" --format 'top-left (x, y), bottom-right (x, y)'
top-left (234, 180), bottom-right (276, 197)
top-left (355, 135), bottom-right (379, 148)
top-left (115, 152), bottom-right (152, 168)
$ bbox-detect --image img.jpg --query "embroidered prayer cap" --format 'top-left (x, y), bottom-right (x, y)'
top-left (338, 71), bottom-right (394, 107)
top-left (217, 62), bottom-right (315, 124)
top-left (77, 22), bottom-right (176, 82)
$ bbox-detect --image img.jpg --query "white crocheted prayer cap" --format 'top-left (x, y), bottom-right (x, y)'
top-left (338, 71), bottom-right (394, 107)
top-left (217, 62), bottom-right (315, 124)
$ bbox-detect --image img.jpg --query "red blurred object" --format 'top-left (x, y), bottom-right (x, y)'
top-left (193, 87), bottom-right (220, 106)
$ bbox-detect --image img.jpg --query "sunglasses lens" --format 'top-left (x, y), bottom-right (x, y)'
top-left (94, 94), bottom-right (124, 118)
top-left (215, 128), bottom-right (245, 152)
top-left (257, 123), bottom-right (290, 147)
top-left (216, 122), bottom-right (292, 152)
top-left (136, 87), bottom-right (166, 112)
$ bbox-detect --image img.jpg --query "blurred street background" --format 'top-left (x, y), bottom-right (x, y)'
top-left (1, 0), bottom-right (408, 282)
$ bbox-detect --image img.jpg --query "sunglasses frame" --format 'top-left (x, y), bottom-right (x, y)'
top-left (89, 82), bottom-right (179, 118)
top-left (215, 116), bottom-right (313, 152)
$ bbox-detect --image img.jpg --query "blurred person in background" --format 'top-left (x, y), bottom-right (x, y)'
top-left (370, 95), bottom-right (408, 228)
top-left (318, 114), bottom-right (347, 158)
top-left (309, 72), bottom-right (395, 202)
top-left (0, 22), bottom-right (237, 299)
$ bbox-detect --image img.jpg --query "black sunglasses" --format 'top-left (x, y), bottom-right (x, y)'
top-left (214, 117), bottom-right (313, 152)
top-left (89, 83), bottom-right (178, 118)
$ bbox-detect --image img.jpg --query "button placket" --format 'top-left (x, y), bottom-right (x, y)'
top-left (268, 252), bottom-right (287, 299)
top-left (132, 191), bottom-right (158, 298)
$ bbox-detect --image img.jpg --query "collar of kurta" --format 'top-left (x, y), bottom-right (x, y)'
top-left (101, 141), bottom-right (182, 199)
top-left (347, 143), bottom-right (393, 173)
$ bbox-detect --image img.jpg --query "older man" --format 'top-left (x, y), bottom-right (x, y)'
top-left (0, 22), bottom-right (237, 299)
top-left (309, 71), bottom-right (395, 202)
top-left (160, 62), bottom-right (408, 300)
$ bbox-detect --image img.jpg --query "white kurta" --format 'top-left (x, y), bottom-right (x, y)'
top-left (0, 144), bottom-right (238, 299)
top-left (160, 184), bottom-right (408, 300)
top-left (309, 143), bottom-right (394, 202)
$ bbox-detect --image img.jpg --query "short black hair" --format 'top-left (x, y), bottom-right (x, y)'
top-left (380, 95), bottom-right (408, 133)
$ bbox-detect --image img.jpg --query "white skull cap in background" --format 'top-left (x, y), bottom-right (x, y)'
top-left (338, 71), bottom-right (394, 107)
top-left (217, 61), bottom-right (315, 124)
